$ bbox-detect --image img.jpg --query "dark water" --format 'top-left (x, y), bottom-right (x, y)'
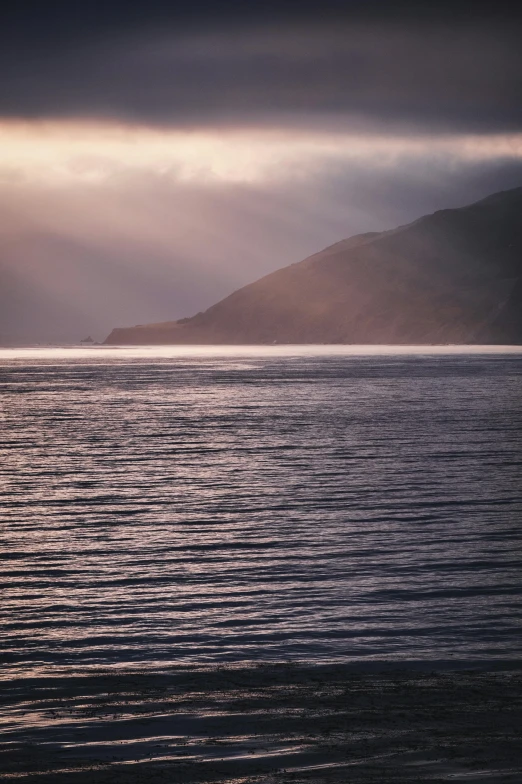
top-left (1, 346), bottom-right (521, 678)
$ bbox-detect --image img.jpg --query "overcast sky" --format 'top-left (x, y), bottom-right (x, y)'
top-left (1, 1), bottom-right (521, 342)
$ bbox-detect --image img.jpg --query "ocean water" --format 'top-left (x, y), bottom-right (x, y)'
top-left (1, 346), bottom-right (521, 678)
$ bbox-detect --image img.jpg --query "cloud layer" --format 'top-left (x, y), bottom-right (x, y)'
top-left (1, 16), bottom-right (521, 133)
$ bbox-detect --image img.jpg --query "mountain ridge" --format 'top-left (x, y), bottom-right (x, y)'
top-left (105, 187), bottom-right (522, 345)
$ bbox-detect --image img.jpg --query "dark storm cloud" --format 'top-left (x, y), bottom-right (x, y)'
top-left (1, 1), bottom-right (521, 133)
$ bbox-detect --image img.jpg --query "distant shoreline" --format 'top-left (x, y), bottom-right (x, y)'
top-left (2, 343), bottom-right (522, 356)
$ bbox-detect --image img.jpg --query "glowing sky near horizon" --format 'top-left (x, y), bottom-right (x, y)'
top-left (2, 121), bottom-right (522, 186)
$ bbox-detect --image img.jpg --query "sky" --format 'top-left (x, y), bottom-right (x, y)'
top-left (1, 1), bottom-right (521, 343)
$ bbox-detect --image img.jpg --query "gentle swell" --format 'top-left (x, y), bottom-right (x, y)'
top-left (1, 350), bottom-right (521, 678)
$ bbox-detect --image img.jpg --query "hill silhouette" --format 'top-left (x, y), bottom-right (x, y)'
top-left (105, 187), bottom-right (522, 345)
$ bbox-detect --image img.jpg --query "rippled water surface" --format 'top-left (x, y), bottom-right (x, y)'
top-left (1, 346), bottom-right (521, 677)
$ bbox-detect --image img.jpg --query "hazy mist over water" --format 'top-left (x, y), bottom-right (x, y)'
top-left (1, 347), bottom-right (522, 679)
